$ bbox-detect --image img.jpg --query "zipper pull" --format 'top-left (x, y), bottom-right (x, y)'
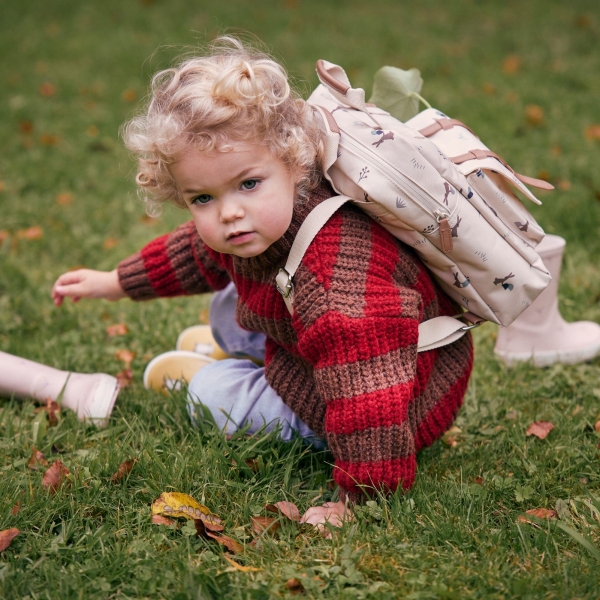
top-left (435, 210), bottom-right (453, 254)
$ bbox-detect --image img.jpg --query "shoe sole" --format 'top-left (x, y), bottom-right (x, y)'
top-left (176, 325), bottom-right (230, 360)
top-left (495, 343), bottom-right (600, 367)
top-left (143, 350), bottom-right (215, 391)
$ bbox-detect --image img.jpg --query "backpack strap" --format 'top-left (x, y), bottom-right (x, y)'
top-left (275, 195), bottom-right (482, 352)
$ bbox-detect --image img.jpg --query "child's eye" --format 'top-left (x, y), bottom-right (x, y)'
top-left (241, 179), bottom-right (259, 191)
top-left (191, 194), bottom-right (212, 205)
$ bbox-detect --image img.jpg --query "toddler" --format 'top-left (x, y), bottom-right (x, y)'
top-left (52, 37), bottom-right (473, 526)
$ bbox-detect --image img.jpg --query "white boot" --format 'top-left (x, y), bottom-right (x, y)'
top-left (494, 235), bottom-right (600, 367)
top-left (0, 351), bottom-right (119, 427)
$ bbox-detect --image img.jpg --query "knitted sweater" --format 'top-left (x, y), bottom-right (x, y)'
top-left (118, 181), bottom-right (473, 500)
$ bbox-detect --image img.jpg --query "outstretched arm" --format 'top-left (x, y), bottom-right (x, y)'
top-left (52, 269), bottom-right (126, 306)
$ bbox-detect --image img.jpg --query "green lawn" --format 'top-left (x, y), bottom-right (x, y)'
top-left (1, 0), bottom-right (600, 597)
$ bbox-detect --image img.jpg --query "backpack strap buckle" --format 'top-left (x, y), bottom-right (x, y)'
top-left (276, 268), bottom-right (294, 299)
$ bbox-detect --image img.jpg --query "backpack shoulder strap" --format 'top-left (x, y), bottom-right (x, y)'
top-left (275, 195), bottom-right (480, 351)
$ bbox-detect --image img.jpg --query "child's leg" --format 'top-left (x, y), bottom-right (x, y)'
top-left (0, 351), bottom-right (119, 426)
top-left (187, 357), bottom-right (324, 446)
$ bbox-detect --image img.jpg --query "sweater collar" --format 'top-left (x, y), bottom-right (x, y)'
top-left (232, 180), bottom-right (335, 273)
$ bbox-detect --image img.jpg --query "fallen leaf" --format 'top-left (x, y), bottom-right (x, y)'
top-left (56, 192), bottom-right (73, 205)
top-left (0, 182), bottom-right (4, 192)
top-left (122, 89), bottom-right (137, 102)
top-left (115, 368), bottom-right (133, 388)
top-left (39, 133), bottom-right (59, 146)
top-left (39, 82), bottom-right (56, 97)
top-left (198, 309), bottom-right (209, 323)
top-left (265, 501), bottom-right (300, 522)
top-left (551, 145), bottom-right (562, 156)
top-left (11, 501), bottom-right (20, 515)
top-left (525, 104), bottom-right (544, 126)
top-left (140, 214), bottom-right (158, 226)
top-left (526, 508), bottom-right (558, 519)
top-left (42, 460), bottom-right (71, 493)
top-left (585, 124), bottom-right (600, 141)
top-left (103, 237), bottom-right (118, 249)
top-left (86, 125), bottom-right (99, 138)
top-left (251, 516), bottom-right (281, 535)
top-left (245, 458), bottom-right (259, 472)
top-left (0, 231), bottom-right (9, 246)
top-left (526, 421), bottom-right (554, 439)
top-left (474, 476), bottom-right (484, 485)
top-left (151, 491), bottom-right (220, 524)
top-left (16, 226), bottom-right (43, 240)
top-left (27, 447), bottom-right (49, 470)
top-left (537, 170), bottom-right (551, 182)
top-left (442, 425), bottom-right (462, 447)
top-left (285, 578), bottom-right (305, 594)
top-left (505, 91), bottom-right (518, 104)
top-left (575, 15), bottom-right (592, 28)
top-left (594, 421), bottom-right (600, 432)
top-left (20, 120), bottom-right (33, 134)
top-left (223, 555), bottom-right (261, 572)
top-left (558, 180), bottom-right (571, 191)
top-left (206, 531), bottom-right (243, 554)
top-left (0, 529), bottom-right (20, 552)
top-left (35, 397), bottom-right (60, 426)
top-left (106, 323), bottom-right (128, 337)
top-left (482, 83), bottom-right (496, 96)
top-left (110, 458), bottom-right (137, 483)
top-left (115, 349), bottom-right (136, 368)
top-left (502, 54), bottom-right (521, 74)
top-left (151, 514), bottom-right (175, 526)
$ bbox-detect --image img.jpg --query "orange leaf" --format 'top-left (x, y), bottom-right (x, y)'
top-left (222, 555), bottom-right (261, 572)
top-left (140, 214), bottom-right (159, 226)
top-left (116, 368), bottom-right (133, 388)
top-left (0, 231), bottom-right (8, 246)
top-left (285, 578), bottom-right (305, 594)
top-left (42, 460), bottom-right (71, 493)
top-left (20, 120), bottom-right (33, 134)
top-left (110, 458), bottom-right (137, 483)
top-left (39, 82), bottom-right (56, 97)
top-left (0, 529), bottom-right (20, 552)
top-left (27, 447), bottom-right (49, 470)
top-left (502, 54), bottom-right (521, 74)
top-left (594, 420), bottom-right (600, 432)
top-left (482, 83), bottom-right (496, 96)
top-left (251, 516), bottom-right (281, 535)
top-left (103, 237), bottom-right (118, 250)
top-left (115, 349), bottom-right (136, 368)
top-left (40, 133), bottom-right (59, 146)
top-left (151, 514), bottom-right (175, 526)
top-left (525, 104), bottom-right (544, 126)
top-left (17, 226), bottom-right (43, 240)
top-left (35, 397), bottom-right (61, 426)
top-left (265, 501), bottom-right (300, 522)
top-left (122, 89), bottom-right (137, 102)
top-left (526, 508), bottom-right (557, 520)
top-left (206, 531), bottom-right (244, 554)
top-left (557, 180), bottom-right (571, 191)
top-left (106, 323), bottom-right (128, 337)
top-left (11, 501), bottom-right (20, 516)
top-left (575, 15), bottom-right (592, 29)
top-left (585, 124), bottom-right (600, 141)
top-left (86, 125), bottom-right (99, 138)
top-left (526, 421), bottom-right (554, 439)
top-left (56, 192), bottom-right (73, 205)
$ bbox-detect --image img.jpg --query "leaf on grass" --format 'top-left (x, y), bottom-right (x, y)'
top-left (223, 555), bottom-right (261, 572)
top-left (39, 82), bottom-right (56, 97)
top-left (585, 124), bottom-right (600, 141)
top-left (0, 230), bottom-right (9, 246)
top-left (103, 237), bottom-right (118, 250)
top-left (16, 226), bottom-right (43, 240)
top-left (115, 349), bottom-right (136, 368)
top-left (519, 508), bottom-right (558, 522)
top-left (594, 420), bottom-right (600, 432)
top-left (116, 368), bottom-right (133, 388)
top-left (525, 104), bottom-right (544, 126)
top-left (245, 458), bottom-right (259, 472)
top-left (110, 458), bottom-right (137, 483)
top-left (42, 460), bottom-right (70, 493)
top-left (526, 421), bottom-right (554, 439)
top-left (442, 425), bottom-right (462, 447)
top-left (251, 516), bottom-right (281, 535)
top-left (502, 54), bottom-right (521, 74)
top-left (151, 514), bottom-right (175, 526)
top-left (285, 578), bottom-right (305, 594)
top-left (368, 65), bottom-right (425, 122)
top-left (56, 192), bottom-right (73, 205)
top-left (27, 447), bottom-right (49, 470)
top-left (0, 529), bottom-right (20, 552)
top-left (106, 323), bottom-right (128, 337)
top-left (122, 89), bottom-right (137, 102)
top-left (206, 531), bottom-right (244, 554)
top-left (39, 134), bottom-right (59, 146)
top-left (35, 397), bottom-right (60, 426)
top-left (151, 491), bottom-right (220, 524)
top-left (11, 501), bottom-right (20, 516)
top-left (20, 120), bottom-right (33, 134)
top-left (265, 501), bottom-right (300, 522)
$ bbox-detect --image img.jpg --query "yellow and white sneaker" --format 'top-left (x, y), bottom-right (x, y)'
top-left (143, 350), bottom-right (215, 393)
top-left (175, 325), bottom-right (231, 361)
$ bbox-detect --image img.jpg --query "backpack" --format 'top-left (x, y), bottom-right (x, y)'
top-left (275, 60), bottom-right (555, 352)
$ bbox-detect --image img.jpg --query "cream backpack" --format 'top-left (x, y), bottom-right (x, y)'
top-left (276, 60), bottom-right (555, 352)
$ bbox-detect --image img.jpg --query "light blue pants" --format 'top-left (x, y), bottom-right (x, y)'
top-left (187, 283), bottom-right (322, 445)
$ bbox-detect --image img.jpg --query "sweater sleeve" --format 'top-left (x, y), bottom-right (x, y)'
top-left (117, 221), bottom-right (231, 300)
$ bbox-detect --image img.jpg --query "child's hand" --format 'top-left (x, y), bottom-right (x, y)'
top-left (300, 500), bottom-right (353, 538)
top-left (52, 269), bottom-right (126, 306)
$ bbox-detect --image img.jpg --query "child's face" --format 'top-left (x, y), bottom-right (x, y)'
top-left (171, 143), bottom-right (298, 258)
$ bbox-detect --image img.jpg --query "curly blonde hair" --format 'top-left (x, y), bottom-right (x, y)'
top-left (121, 37), bottom-right (323, 210)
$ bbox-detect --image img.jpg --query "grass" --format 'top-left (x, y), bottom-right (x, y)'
top-left (1, 0), bottom-right (600, 597)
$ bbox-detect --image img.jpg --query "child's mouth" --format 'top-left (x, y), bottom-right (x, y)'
top-left (227, 231), bottom-right (255, 245)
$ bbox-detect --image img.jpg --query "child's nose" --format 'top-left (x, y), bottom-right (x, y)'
top-left (220, 198), bottom-right (245, 223)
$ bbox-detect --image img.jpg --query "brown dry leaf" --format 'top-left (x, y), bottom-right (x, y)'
top-left (285, 578), bottom-right (305, 594)
top-left (551, 145), bottom-right (562, 156)
top-left (594, 420), bottom-right (600, 432)
top-left (103, 237), bottom-right (118, 250)
top-left (40, 133), bottom-right (59, 146)
top-left (39, 82), bottom-right (56, 97)
top-left (110, 458), bottom-right (137, 483)
top-left (558, 180), bottom-right (572, 191)
top-left (151, 514), bottom-right (175, 526)
top-left (20, 120), bottom-right (33, 134)
top-left (502, 54), bottom-right (521, 74)
top-left (575, 15), bottom-right (592, 28)
top-left (526, 421), bottom-right (554, 439)
top-left (482, 83), bottom-right (496, 96)
top-left (0, 231), bottom-right (9, 246)
top-left (86, 125), bottom-right (99, 138)
top-left (35, 397), bottom-right (60, 426)
top-left (526, 508), bottom-right (558, 520)
top-left (251, 516), bottom-right (281, 535)
top-left (585, 124), bottom-right (600, 141)
top-left (223, 555), bottom-right (261, 572)
top-left (115, 368), bottom-right (133, 388)
top-left (115, 349), bottom-right (136, 368)
top-left (27, 447), bottom-right (49, 470)
top-left (0, 529), bottom-right (20, 552)
top-left (11, 501), bottom-right (21, 516)
top-left (106, 323), bottom-right (128, 337)
top-left (17, 226), bottom-right (43, 240)
top-left (140, 214), bottom-right (158, 226)
top-left (42, 460), bottom-right (71, 493)
top-left (245, 458), bottom-right (259, 472)
top-left (474, 476), bottom-right (484, 485)
top-left (537, 170), bottom-right (550, 182)
top-left (56, 192), bottom-right (73, 205)
top-left (206, 531), bottom-right (244, 554)
top-left (122, 89), bottom-right (137, 102)
top-left (0, 181), bottom-right (4, 192)
top-left (265, 501), bottom-right (300, 522)
top-left (525, 104), bottom-right (544, 126)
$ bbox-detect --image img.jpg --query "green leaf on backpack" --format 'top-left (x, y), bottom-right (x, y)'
top-left (368, 66), bottom-right (429, 122)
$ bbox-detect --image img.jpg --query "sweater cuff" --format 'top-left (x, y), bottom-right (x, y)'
top-left (117, 252), bottom-right (157, 301)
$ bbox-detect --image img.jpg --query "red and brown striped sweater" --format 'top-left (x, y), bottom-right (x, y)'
top-left (118, 181), bottom-right (474, 501)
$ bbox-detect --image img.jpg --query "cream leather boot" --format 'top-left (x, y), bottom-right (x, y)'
top-left (494, 235), bottom-right (600, 367)
top-left (0, 351), bottom-right (119, 427)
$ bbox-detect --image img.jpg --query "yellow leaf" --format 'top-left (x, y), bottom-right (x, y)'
top-left (151, 491), bottom-right (220, 524)
top-left (223, 555), bottom-right (261, 572)
top-left (502, 55), bottom-right (521, 74)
